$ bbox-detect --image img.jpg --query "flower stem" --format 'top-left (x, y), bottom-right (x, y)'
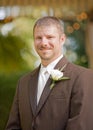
top-left (50, 81), bottom-right (55, 89)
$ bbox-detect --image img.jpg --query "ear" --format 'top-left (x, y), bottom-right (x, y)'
top-left (61, 33), bottom-right (66, 45)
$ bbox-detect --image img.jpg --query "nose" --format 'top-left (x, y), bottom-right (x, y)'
top-left (41, 37), bottom-right (48, 46)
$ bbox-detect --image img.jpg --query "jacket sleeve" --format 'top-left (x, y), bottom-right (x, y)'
top-left (5, 81), bottom-right (22, 130)
top-left (66, 69), bottom-right (93, 130)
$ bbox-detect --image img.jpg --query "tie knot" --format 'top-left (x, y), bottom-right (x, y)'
top-left (41, 68), bottom-right (47, 75)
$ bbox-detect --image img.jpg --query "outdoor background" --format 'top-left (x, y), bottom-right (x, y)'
top-left (0, 0), bottom-right (93, 129)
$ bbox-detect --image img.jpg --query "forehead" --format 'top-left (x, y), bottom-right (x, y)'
top-left (34, 25), bottom-right (59, 35)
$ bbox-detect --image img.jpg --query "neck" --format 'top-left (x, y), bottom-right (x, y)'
top-left (41, 54), bottom-right (63, 67)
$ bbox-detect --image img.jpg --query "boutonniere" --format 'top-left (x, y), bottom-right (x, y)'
top-left (50, 64), bottom-right (70, 89)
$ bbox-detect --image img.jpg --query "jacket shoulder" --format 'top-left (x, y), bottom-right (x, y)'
top-left (67, 62), bottom-right (93, 78)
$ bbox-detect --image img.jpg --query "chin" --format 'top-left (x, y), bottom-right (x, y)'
top-left (41, 55), bottom-right (54, 61)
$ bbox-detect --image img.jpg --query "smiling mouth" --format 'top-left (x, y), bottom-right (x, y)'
top-left (40, 49), bottom-right (51, 52)
top-left (40, 47), bottom-right (51, 50)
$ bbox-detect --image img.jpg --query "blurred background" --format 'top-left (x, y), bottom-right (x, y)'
top-left (0, 0), bottom-right (93, 129)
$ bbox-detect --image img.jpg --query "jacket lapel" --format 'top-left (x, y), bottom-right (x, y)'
top-left (28, 67), bottom-right (40, 116)
top-left (54, 56), bottom-right (68, 70)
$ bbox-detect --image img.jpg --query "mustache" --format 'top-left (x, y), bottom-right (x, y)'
top-left (39, 46), bottom-right (52, 50)
top-left (38, 44), bottom-right (54, 50)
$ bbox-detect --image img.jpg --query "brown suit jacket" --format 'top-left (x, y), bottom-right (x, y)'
top-left (6, 57), bottom-right (93, 130)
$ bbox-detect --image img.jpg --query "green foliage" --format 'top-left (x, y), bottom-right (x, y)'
top-left (0, 74), bottom-right (22, 130)
top-left (0, 34), bottom-right (26, 73)
top-left (0, 17), bottom-right (37, 75)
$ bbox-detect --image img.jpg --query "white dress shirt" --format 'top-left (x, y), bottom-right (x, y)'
top-left (37, 55), bottom-right (63, 104)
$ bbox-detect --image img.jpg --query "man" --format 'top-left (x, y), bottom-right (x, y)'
top-left (6, 16), bottom-right (93, 130)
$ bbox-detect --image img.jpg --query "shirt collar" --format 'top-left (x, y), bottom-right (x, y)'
top-left (40, 54), bottom-right (63, 73)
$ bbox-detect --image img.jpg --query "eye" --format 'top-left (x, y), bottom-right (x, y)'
top-left (47, 36), bottom-right (53, 39)
top-left (35, 36), bottom-right (42, 40)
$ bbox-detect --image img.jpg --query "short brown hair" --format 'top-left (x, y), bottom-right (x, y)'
top-left (33, 16), bottom-right (64, 34)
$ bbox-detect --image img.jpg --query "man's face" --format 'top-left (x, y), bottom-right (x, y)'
top-left (34, 25), bottom-right (65, 65)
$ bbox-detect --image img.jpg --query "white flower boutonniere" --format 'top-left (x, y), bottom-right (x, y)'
top-left (50, 64), bottom-right (70, 89)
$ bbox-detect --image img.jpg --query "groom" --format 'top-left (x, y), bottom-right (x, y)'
top-left (6, 16), bottom-right (93, 130)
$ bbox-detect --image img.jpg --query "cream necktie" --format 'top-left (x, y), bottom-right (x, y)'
top-left (37, 68), bottom-right (49, 104)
